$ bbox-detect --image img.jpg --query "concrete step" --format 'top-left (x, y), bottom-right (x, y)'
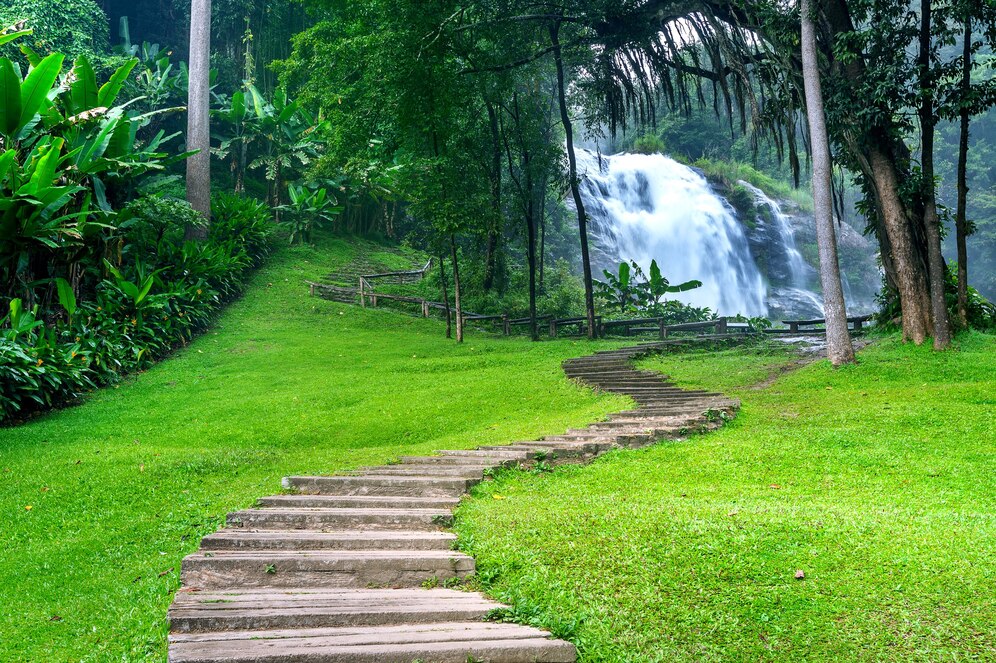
top-left (283, 475), bottom-right (476, 497)
top-left (227, 507), bottom-right (453, 531)
top-left (170, 588), bottom-right (501, 633)
top-left (398, 455), bottom-right (523, 467)
top-left (437, 449), bottom-right (534, 460)
top-left (181, 550), bottom-right (475, 590)
top-left (355, 465), bottom-right (487, 478)
top-left (201, 529), bottom-right (457, 552)
top-left (256, 495), bottom-right (461, 510)
top-left (169, 621), bottom-right (576, 663)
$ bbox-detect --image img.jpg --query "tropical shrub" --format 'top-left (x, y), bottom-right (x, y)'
top-left (0, 194), bottom-right (272, 424)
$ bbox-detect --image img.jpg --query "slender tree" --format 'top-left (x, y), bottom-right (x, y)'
top-left (917, 0), bottom-right (952, 348)
top-left (185, 0), bottom-right (212, 238)
top-left (801, 0), bottom-right (855, 365)
top-left (549, 20), bottom-right (596, 339)
top-left (955, 16), bottom-right (972, 328)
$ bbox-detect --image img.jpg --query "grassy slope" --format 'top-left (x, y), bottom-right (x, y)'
top-left (0, 236), bottom-right (627, 661)
top-left (456, 336), bottom-right (996, 662)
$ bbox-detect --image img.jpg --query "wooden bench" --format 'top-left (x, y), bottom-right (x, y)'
top-left (781, 314), bottom-right (872, 333)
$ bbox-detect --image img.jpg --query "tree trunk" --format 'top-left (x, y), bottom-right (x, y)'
top-left (439, 254), bottom-right (451, 339)
top-left (550, 21), bottom-right (596, 339)
top-left (483, 102), bottom-right (502, 292)
top-left (450, 234), bottom-right (463, 343)
top-left (955, 17), bottom-right (972, 328)
top-left (918, 0), bottom-right (951, 349)
top-left (866, 144), bottom-right (933, 343)
top-left (185, 0), bottom-right (211, 239)
top-left (824, 0), bottom-right (932, 344)
top-left (801, 0), bottom-right (854, 366)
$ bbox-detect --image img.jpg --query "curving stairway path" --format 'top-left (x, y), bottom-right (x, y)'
top-left (167, 342), bottom-right (739, 662)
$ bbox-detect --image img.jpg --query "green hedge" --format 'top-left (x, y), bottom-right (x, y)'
top-left (0, 194), bottom-right (273, 424)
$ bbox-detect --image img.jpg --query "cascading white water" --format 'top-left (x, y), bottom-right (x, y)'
top-left (577, 149), bottom-right (769, 317)
top-left (737, 181), bottom-right (826, 317)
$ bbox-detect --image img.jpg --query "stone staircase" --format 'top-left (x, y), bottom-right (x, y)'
top-left (167, 342), bottom-right (738, 662)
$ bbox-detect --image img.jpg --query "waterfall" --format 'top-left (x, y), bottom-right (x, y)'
top-left (577, 149), bottom-right (769, 317)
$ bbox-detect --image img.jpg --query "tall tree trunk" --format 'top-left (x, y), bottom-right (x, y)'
top-left (439, 254), bottom-right (451, 339)
top-left (918, 0), bottom-right (951, 349)
top-left (801, 0), bottom-right (854, 365)
top-left (824, 0), bottom-right (933, 344)
top-left (450, 234), bottom-right (463, 343)
top-left (550, 21), bottom-right (596, 339)
top-left (483, 102), bottom-right (502, 292)
top-left (185, 0), bottom-right (211, 239)
top-left (538, 180), bottom-right (547, 290)
top-left (955, 17), bottom-right (972, 329)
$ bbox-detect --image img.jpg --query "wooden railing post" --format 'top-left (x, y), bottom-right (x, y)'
top-left (422, 300), bottom-right (429, 317)
top-left (549, 319), bottom-right (557, 338)
top-left (658, 318), bottom-right (666, 339)
top-left (503, 314), bottom-right (510, 336)
top-left (718, 317), bottom-right (727, 334)
top-left (359, 278), bottom-right (366, 308)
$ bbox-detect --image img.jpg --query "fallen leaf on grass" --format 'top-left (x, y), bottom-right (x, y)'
top-left (795, 569), bottom-right (806, 580)
top-left (158, 567), bottom-right (174, 578)
top-left (50, 615), bottom-right (62, 622)
top-left (24, 505), bottom-right (32, 511)
top-left (769, 484), bottom-right (781, 490)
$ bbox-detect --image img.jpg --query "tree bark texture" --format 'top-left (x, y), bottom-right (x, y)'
top-left (185, 0), bottom-right (212, 237)
top-left (439, 255), bottom-right (452, 339)
top-left (955, 18), bottom-right (972, 328)
top-left (450, 234), bottom-right (464, 343)
top-left (801, 0), bottom-right (854, 365)
top-left (918, 0), bottom-right (951, 348)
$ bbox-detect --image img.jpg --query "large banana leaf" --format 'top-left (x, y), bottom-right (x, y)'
top-left (70, 55), bottom-right (99, 113)
top-left (0, 28), bottom-right (32, 48)
top-left (97, 58), bottom-right (138, 108)
top-left (18, 53), bottom-right (64, 137)
top-left (0, 59), bottom-right (22, 137)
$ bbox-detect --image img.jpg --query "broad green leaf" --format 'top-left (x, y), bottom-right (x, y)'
top-left (70, 55), bottom-right (98, 113)
top-left (120, 281), bottom-right (140, 301)
top-left (231, 90), bottom-right (246, 124)
top-left (618, 261), bottom-right (630, 289)
top-left (97, 58), bottom-right (138, 108)
top-left (19, 53), bottom-right (64, 134)
top-left (136, 275), bottom-right (155, 304)
top-left (27, 137), bottom-right (64, 193)
top-left (0, 29), bottom-right (32, 48)
top-left (0, 59), bottom-right (22, 137)
top-left (249, 84), bottom-right (266, 118)
top-left (276, 100), bottom-right (299, 124)
top-left (18, 43), bottom-right (41, 67)
top-left (0, 149), bottom-right (15, 184)
top-left (106, 117), bottom-right (134, 159)
top-left (54, 277), bottom-right (76, 318)
top-left (668, 279), bottom-right (703, 293)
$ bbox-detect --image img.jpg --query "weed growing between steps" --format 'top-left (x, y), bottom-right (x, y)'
top-left (455, 333), bottom-right (996, 661)
top-left (0, 233), bottom-right (630, 661)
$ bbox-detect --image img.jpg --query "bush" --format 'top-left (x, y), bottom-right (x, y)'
top-left (0, 0), bottom-right (109, 60)
top-left (0, 194), bottom-right (273, 424)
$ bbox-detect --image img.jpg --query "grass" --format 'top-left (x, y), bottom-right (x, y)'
top-left (0, 233), bottom-right (628, 661)
top-left (455, 334), bottom-right (996, 662)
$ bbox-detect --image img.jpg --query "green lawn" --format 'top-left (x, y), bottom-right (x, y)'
top-left (455, 334), bottom-right (996, 661)
top-left (0, 236), bottom-right (628, 661)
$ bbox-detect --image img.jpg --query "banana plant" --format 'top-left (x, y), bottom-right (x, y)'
top-left (278, 184), bottom-right (342, 244)
top-left (245, 85), bottom-right (326, 209)
top-left (640, 259), bottom-right (702, 308)
top-left (104, 259), bottom-right (162, 324)
top-left (595, 261), bottom-right (643, 314)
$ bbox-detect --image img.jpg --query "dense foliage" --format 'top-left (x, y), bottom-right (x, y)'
top-left (0, 24), bottom-right (275, 422)
top-left (0, 194), bottom-right (271, 423)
